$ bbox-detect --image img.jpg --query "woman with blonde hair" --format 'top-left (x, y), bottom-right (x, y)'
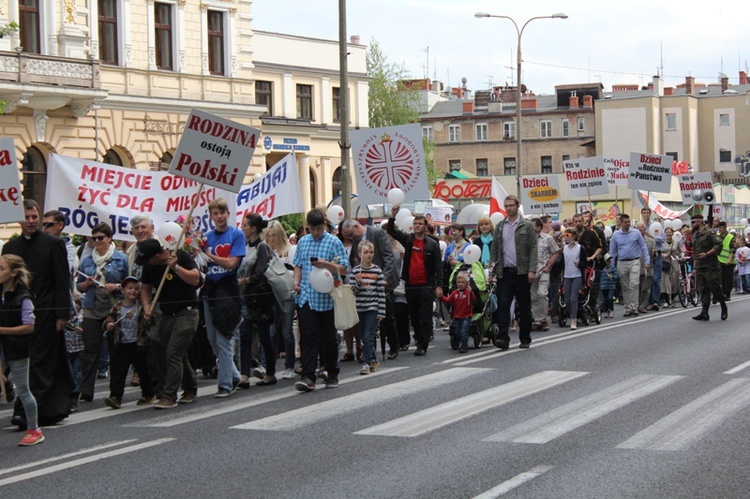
top-left (263, 220), bottom-right (297, 379)
top-left (472, 216), bottom-right (495, 267)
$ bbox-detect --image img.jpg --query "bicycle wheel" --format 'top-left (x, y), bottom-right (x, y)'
top-left (678, 284), bottom-right (688, 308)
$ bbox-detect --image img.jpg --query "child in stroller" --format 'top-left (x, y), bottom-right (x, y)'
top-left (445, 261), bottom-right (493, 349)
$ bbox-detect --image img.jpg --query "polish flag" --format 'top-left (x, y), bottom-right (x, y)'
top-left (490, 177), bottom-right (509, 217)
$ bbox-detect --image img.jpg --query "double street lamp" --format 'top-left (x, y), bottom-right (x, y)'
top-left (474, 12), bottom-right (568, 196)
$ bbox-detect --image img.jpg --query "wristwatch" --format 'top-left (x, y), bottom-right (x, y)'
top-left (174, 264), bottom-right (181, 272)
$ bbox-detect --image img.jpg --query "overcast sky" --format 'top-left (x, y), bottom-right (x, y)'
top-left (251, 0), bottom-right (748, 95)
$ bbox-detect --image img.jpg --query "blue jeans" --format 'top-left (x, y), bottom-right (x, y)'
top-left (453, 317), bottom-right (471, 347)
top-left (650, 254), bottom-right (663, 305)
top-left (564, 276), bottom-right (582, 320)
top-left (204, 301), bottom-right (241, 391)
top-left (602, 289), bottom-right (615, 312)
top-left (67, 350), bottom-right (84, 397)
top-left (358, 310), bottom-right (378, 365)
top-left (276, 299), bottom-right (296, 370)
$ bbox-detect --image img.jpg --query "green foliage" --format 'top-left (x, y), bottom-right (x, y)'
top-left (423, 137), bottom-right (438, 186)
top-left (276, 213), bottom-right (304, 236)
top-left (0, 21), bottom-right (18, 38)
top-left (366, 39), bottom-right (420, 128)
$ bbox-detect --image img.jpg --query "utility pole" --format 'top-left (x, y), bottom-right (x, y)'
top-left (338, 0), bottom-right (351, 218)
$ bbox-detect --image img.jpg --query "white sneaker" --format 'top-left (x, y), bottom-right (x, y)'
top-left (570, 319), bottom-right (577, 330)
top-left (359, 363), bottom-right (370, 375)
top-left (252, 365), bottom-right (266, 379)
top-left (281, 368), bottom-right (296, 380)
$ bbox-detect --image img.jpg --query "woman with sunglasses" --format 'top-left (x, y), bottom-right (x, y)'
top-left (76, 222), bottom-right (129, 402)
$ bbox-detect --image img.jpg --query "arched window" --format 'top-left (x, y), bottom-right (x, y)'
top-left (332, 166), bottom-right (343, 200)
top-left (103, 147), bottom-right (123, 166)
top-left (20, 145), bottom-right (47, 208)
top-left (149, 150), bottom-right (173, 171)
top-left (309, 168), bottom-right (317, 207)
top-left (102, 146), bottom-right (135, 168)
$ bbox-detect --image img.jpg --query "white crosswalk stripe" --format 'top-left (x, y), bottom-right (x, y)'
top-left (231, 367), bottom-right (491, 431)
top-left (617, 378), bottom-right (750, 451)
top-left (484, 374), bottom-right (683, 444)
top-left (355, 370), bottom-right (587, 438)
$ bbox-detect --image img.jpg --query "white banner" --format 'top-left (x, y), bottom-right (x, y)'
top-left (637, 191), bottom-right (693, 220)
top-left (677, 172), bottom-right (713, 206)
top-left (351, 124), bottom-right (429, 206)
top-left (170, 108), bottom-right (260, 193)
top-left (234, 153), bottom-right (304, 225)
top-left (520, 175), bottom-right (562, 214)
top-left (628, 153), bottom-right (673, 193)
top-left (46, 155), bottom-right (236, 241)
top-left (0, 138), bottom-right (23, 224)
top-left (563, 157), bottom-right (609, 197)
top-left (423, 206), bottom-right (453, 226)
top-left (604, 156), bottom-right (629, 186)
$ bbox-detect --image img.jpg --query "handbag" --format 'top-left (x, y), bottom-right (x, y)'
top-left (264, 252), bottom-right (295, 310)
top-left (330, 283), bottom-right (359, 330)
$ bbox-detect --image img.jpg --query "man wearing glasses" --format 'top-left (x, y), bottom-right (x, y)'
top-left (490, 195), bottom-right (537, 349)
top-left (42, 210), bottom-right (78, 277)
top-left (387, 206), bottom-right (443, 356)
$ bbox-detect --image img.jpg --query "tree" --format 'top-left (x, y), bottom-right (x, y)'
top-left (366, 39), bottom-right (438, 185)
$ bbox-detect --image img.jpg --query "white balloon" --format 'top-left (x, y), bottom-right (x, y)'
top-left (672, 219), bottom-right (685, 230)
top-left (490, 212), bottom-right (505, 226)
top-left (745, 227), bottom-right (750, 237)
top-left (395, 208), bottom-right (412, 229)
top-left (387, 188), bottom-right (405, 206)
top-left (309, 267), bottom-right (334, 293)
top-left (741, 218), bottom-right (748, 226)
top-left (327, 205), bottom-right (345, 225)
top-left (673, 231), bottom-right (683, 242)
top-left (287, 245), bottom-right (297, 262)
top-left (253, 172), bottom-right (263, 181)
top-left (649, 221), bottom-right (664, 236)
top-left (439, 240), bottom-right (447, 255)
top-left (604, 226), bottom-right (613, 238)
top-left (740, 247), bottom-right (750, 260)
top-left (158, 221), bottom-right (183, 250)
top-left (463, 244), bottom-right (482, 265)
top-left (405, 216), bottom-right (415, 233)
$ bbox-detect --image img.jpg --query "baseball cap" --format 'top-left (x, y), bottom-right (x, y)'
top-left (134, 238), bottom-right (165, 265)
top-left (604, 253), bottom-right (612, 261)
top-left (121, 276), bottom-right (139, 287)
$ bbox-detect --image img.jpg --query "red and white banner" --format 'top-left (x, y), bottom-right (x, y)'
top-left (351, 124), bottom-right (430, 206)
top-left (0, 137), bottom-right (23, 224)
top-left (234, 153), bottom-right (304, 225)
top-left (46, 155), bottom-right (236, 241)
top-left (170, 108), bottom-right (260, 193)
top-left (490, 177), bottom-right (509, 217)
top-left (637, 191), bottom-right (693, 220)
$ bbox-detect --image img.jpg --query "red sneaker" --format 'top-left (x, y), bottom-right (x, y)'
top-left (18, 429), bottom-right (44, 446)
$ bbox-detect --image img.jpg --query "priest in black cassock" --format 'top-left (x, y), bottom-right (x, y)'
top-left (2, 199), bottom-right (72, 427)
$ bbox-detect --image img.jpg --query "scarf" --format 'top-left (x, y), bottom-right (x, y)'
top-left (92, 242), bottom-right (116, 278)
top-left (480, 233), bottom-right (493, 265)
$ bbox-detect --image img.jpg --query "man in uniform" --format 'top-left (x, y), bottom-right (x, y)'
top-left (690, 214), bottom-right (727, 321)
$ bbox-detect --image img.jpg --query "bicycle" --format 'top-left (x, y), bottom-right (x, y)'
top-left (678, 257), bottom-right (699, 307)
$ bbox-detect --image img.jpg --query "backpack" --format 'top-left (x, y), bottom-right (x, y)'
top-left (264, 250), bottom-right (295, 312)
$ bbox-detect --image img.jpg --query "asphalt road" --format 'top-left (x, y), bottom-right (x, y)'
top-left (2, 296), bottom-right (750, 498)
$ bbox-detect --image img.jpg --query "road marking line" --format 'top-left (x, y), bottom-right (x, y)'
top-left (132, 366), bottom-right (409, 428)
top-left (617, 378), bottom-right (750, 451)
top-left (473, 465), bottom-right (554, 498)
top-left (485, 374), bottom-right (683, 444)
top-left (231, 367), bottom-right (491, 431)
top-left (0, 440), bottom-right (136, 476)
top-left (0, 438), bottom-right (175, 487)
top-left (724, 359), bottom-right (750, 374)
top-left (355, 370), bottom-right (587, 438)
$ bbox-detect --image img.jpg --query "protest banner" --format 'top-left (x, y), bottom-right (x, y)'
top-left (169, 108), bottom-right (260, 193)
top-left (677, 172), bottom-right (713, 206)
top-left (234, 153), bottom-right (304, 225)
top-left (604, 156), bottom-right (629, 186)
top-left (563, 157), bottom-right (609, 197)
top-left (423, 206), bottom-right (453, 226)
top-left (520, 175), bottom-right (562, 214)
top-left (628, 153), bottom-right (672, 193)
top-left (0, 138), bottom-right (23, 224)
top-left (351, 124), bottom-right (430, 206)
top-left (45, 154), bottom-right (236, 240)
top-left (489, 177), bottom-right (509, 216)
top-left (637, 191), bottom-right (693, 220)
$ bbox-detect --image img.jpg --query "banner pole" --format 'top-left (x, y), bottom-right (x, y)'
top-left (150, 183), bottom-right (206, 311)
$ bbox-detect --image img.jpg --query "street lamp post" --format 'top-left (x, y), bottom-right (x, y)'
top-left (475, 12), bottom-right (568, 196)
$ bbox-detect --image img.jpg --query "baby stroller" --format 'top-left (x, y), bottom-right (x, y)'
top-left (447, 262), bottom-right (494, 350)
top-left (557, 267), bottom-right (602, 327)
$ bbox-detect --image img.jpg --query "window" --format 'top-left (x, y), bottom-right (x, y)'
top-left (449, 160), bottom-right (461, 172)
top-left (19, 0), bottom-right (41, 54)
top-left (541, 156), bottom-right (553, 174)
top-left (719, 149), bottom-right (732, 163)
top-left (103, 148), bottom-right (124, 166)
top-left (666, 152), bottom-right (678, 162)
top-left (503, 121), bottom-right (515, 140)
top-left (540, 120), bottom-right (552, 138)
top-left (332, 87), bottom-right (342, 122)
top-left (98, 0), bottom-right (118, 64)
top-left (666, 113), bottom-right (677, 130)
top-left (422, 126), bottom-right (434, 141)
top-left (719, 113), bottom-right (730, 126)
top-left (562, 154), bottom-right (570, 162)
top-left (332, 167), bottom-right (343, 199)
top-left (296, 84), bottom-right (313, 120)
top-left (476, 158), bottom-right (488, 176)
top-left (504, 157), bottom-right (516, 176)
top-left (207, 10), bottom-right (224, 75)
top-left (562, 119), bottom-right (569, 137)
top-left (154, 2), bottom-right (173, 70)
top-left (449, 125), bottom-right (460, 143)
top-left (20, 145), bottom-right (46, 209)
top-left (255, 81), bottom-right (273, 115)
top-left (476, 123), bottom-right (488, 141)
top-left (577, 117), bottom-right (585, 132)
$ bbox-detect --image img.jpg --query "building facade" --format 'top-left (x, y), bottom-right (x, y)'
top-left (0, 0), bottom-right (366, 234)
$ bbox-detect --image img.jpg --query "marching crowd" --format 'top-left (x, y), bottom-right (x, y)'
top-left (1, 194), bottom-right (746, 448)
